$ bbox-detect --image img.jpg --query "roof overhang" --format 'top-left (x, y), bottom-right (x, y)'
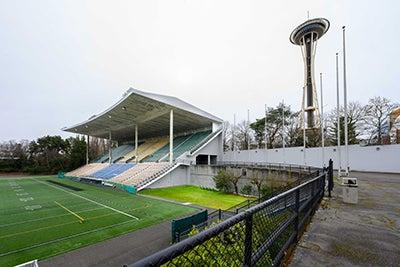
top-left (62, 88), bottom-right (223, 142)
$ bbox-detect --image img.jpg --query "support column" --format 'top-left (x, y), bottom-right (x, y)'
top-left (135, 125), bottom-right (138, 163)
top-left (169, 109), bottom-right (174, 164)
top-left (108, 131), bottom-right (112, 164)
top-left (207, 155), bottom-right (211, 165)
top-left (86, 135), bottom-right (89, 165)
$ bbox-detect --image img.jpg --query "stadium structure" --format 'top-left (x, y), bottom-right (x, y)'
top-left (290, 18), bottom-right (330, 129)
top-left (62, 88), bottom-right (224, 192)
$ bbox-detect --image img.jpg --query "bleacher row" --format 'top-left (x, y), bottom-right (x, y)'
top-left (66, 162), bottom-right (172, 189)
top-left (66, 130), bottom-right (212, 190)
top-left (94, 130), bottom-right (211, 164)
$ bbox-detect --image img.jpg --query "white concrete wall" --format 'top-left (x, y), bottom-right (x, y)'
top-left (186, 132), bottom-right (224, 163)
top-left (223, 144), bottom-right (400, 173)
top-left (147, 165), bottom-right (190, 188)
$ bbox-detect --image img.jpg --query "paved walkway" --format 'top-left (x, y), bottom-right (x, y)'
top-left (291, 172), bottom-right (400, 267)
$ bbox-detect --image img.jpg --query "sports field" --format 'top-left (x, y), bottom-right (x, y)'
top-left (140, 185), bottom-right (255, 210)
top-left (0, 176), bottom-right (197, 267)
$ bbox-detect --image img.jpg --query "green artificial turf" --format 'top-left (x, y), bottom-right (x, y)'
top-left (0, 176), bottom-right (196, 267)
top-left (140, 185), bottom-right (254, 210)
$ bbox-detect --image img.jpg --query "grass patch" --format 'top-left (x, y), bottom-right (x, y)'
top-left (140, 185), bottom-right (254, 210)
top-left (0, 176), bottom-right (196, 266)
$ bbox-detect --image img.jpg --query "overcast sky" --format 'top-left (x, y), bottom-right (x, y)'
top-left (0, 0), bottom-right (399, 141)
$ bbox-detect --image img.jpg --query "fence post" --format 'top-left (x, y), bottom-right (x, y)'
top-left (218, 209), bottom-right (222, 220)
top-left (294, 188), bottom-right (300, 242)
top-left (328, 159), bottom-right (333, 197)
top-left (244, 215), bottom-right (253, 267)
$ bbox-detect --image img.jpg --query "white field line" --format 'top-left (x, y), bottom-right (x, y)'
top-left (0, 219), bottom-right (136, 257)
top-left (32, 179), bottom-right (139, 220)
top-left (0, 207), bottom-right (105, 228)
top-left (0, 199), bottom-right (104, 222)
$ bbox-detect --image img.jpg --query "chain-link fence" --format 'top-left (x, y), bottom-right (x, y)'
top-left (130, 169), bottom-right (328, 267)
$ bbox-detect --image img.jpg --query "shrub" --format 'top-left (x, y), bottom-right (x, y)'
top-left (260, 184), bottom-right (274, 198)
top-left (213, 170), bottom-right (232, 193)
top-left (240, 184), bottom-right (253, 195)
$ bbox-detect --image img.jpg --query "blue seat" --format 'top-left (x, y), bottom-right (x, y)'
top-left (89, 163), bottom-right (135, 180)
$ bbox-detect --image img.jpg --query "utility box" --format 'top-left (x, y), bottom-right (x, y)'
top-left (342, 177), bottom-right (358, 204)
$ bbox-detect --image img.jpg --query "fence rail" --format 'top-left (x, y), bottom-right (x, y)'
top-left (130, 168), bottom-right (328, 267)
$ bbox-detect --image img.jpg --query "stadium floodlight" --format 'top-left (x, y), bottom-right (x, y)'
top-left (290, 18), bottom-right (330, 129)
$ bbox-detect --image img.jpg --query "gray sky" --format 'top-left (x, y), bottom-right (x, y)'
top-left (1, 0), bottom-right (399, 141)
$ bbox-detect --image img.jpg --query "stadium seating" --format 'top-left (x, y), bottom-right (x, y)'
top-left (94, 145), bottom-right (134, 163)
top-left (111, 162), bottom-right (172, 188)
top-left (66, 163), bottom-right (107, 177)
top-left (170, 130), bottom-right (211, 160)
top-left (117, 137), bottom-right (169, 163)
top-left (142, 131), bottom-right (211, 162)
top-left (88, 163), bottom-right (135, 180)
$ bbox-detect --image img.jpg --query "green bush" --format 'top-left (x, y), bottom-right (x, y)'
top-left (213, 170), bottom-right (232, 193)
top-left (260, 184), bottom-right (274, 198)
top-left (240, 184), bottom-right (253, 195)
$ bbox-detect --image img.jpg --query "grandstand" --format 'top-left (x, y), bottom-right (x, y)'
top-left (63, 88), bottom-right (224, 191)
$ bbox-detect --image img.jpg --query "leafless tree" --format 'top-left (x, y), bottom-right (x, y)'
top-left (326, 101), bottom-right (366, 145)
top-left (235, 120), bottom-right (254, 150)
top-left (363, 97), bottom-right (397, 144)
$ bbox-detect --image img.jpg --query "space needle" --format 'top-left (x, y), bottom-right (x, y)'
top-left (290, 18), bottom-right (330, 129)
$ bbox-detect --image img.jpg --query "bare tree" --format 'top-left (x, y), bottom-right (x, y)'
top-left (236, 120), bottom-right (253, 150)
top-left (250, 169), bottom-right (264, 198)
top-left (363, 97), bottom-right (397, 144)
top-left (326, 101), bottom-right (366, 145)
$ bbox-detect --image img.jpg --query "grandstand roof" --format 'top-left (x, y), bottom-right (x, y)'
top-left (62, 88), bottom-right (223, 141)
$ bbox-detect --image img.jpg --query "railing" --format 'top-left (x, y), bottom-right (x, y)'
top-left (214, 161), bottom-right (319, 172)
top-left (130, 169), bottom-right (328, 267)
top-left (174, 169), bottom-right (321, 242)
top-left (189, 127), bottom-right (223, 155)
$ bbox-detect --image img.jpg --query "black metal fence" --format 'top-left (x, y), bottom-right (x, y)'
top-left (130, 170), bottom-right (327, 267)
top-left (173, 165), bottom-right (321, 242)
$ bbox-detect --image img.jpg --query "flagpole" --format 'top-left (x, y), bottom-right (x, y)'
top-left (342, 26), bottom-right (349, 176)
top-left (282, 100), bottom-right (286, 165)
top-left (320, 73), bottom-right (325, 168)
top-left (264, 104), bottom-right (268, 164)
top-left (336, 53), bottom-right (342, 176)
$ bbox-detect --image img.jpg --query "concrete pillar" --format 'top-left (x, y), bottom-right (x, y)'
top-left (169, 109), bottom-right (174, 164)
top-left (86, 135), bottom-right (89, 165)
top-left (207, 155), bottom-right (211, 165)
top-left (135, 125), bottom-right (138, 163)
top-left (108, 131), bottom-right (112, 164)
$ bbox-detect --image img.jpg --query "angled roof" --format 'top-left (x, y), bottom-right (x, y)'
top-left (62, 88), bottom-right (223, 142)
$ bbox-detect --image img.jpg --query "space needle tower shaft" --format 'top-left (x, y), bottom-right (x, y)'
top-left (290, 18), bottom-right (330, 129)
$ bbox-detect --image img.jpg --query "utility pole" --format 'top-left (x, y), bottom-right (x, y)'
top-left (342, 26), bottom-right (349, 176)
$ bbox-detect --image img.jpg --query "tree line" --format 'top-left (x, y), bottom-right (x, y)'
top-left (0, 135), bottom-right (109, 174)
top-left (224, 96), bottom-right (399, 150)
